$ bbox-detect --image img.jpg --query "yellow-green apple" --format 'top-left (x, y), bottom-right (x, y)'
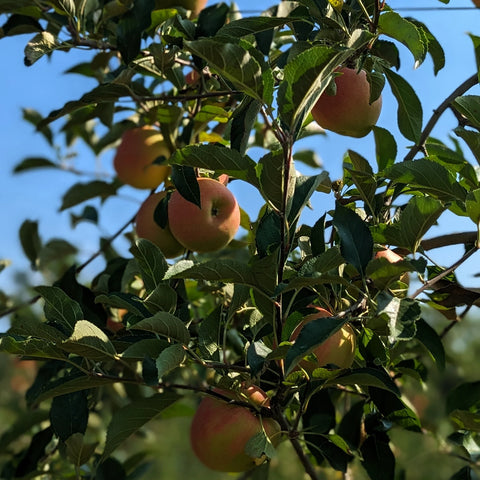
top-left (135, 191), bottom-right (186, 258)
top-left (290, 307), bottom-right (356, 372)
top-left (155, 0), bottom-right (207, 15)
top-left (311, 66), bottom-right (382, 138)
top-left (190, 385), bottom-right (281, 472)
top-left (168, 177), bottom-right (240, 253)
top-left (113, 126), bottom-right (171, 190)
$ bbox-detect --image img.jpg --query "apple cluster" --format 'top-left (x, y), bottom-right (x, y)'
top-left (113, 126), bottom-right (241, 256)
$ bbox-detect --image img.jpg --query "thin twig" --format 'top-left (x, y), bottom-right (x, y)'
top-left (410, 247), bottom-right (478, 299)
top-left (404, 74), bottom-right (479, 162)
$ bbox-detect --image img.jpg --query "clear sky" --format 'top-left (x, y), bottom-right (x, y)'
top-left (1, 0), bottom-right (480, 319)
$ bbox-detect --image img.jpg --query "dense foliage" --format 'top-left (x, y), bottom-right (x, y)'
top-left (1, 0), bottom-right (480, 479)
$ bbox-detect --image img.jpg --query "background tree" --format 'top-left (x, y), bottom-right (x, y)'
top-left (1, 0), bottom-right (480, 479)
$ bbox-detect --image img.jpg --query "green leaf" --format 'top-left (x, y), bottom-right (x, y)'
top-left (61, 320), bottom-right (117, 361)
top-left (65, 433), bottom-right (98, 467)
top-left (230, 98), bottom-right (263, 156)
top-left (36, 285), bottom-right (83, 334)
top-left (164, 258), bottom-right (275, 296)
top-left (284, 315), bottom-right (350, 375)
top-left (298, 246), bottom-right (345, 277)
top-left (19, 219), bottom-right (42, 270)
top-left (449, 410), bottom-right (480, 432)
top-left (170, 144), bottom-right (259, 187)
top-left (171, 165), bottom-right (201, 209)
top-left (415, 318), bottom-right (445, 370)
top-left (278, 46), bottom-right (352, 134)
top-left (8, 316), bottom-right (68, 343)
top-left (50, 391), bottom-right (88, 442)
top-left (344, 150), bottom-right (376, 214)
top-left (289, 172), bottom-right (331, 224)
top-left (33, 375), bottom-right (121, 405)
top-left (244, 430), bottom-right (277, 462)
top-left (447, 381), bottom-right (480, 414)
top-left (256, 150), bottom-right (286, 211)
top-left (129, 312), bottom-right (190, 345)
top-left (60, 180), bottom-right (118, 211)
top-left (378, 11), bottom-right (426, 66)
top-left (184, 38), bottom-right (268, 102)
top-left (384, 68), bottom-right (423, 143)
top-left (334, 367), bottom-right (400, 396)
top-left (360, 433), bottom-right (395, 480)
top-left (332, 203), bottom-right (373, 276)
top-left (13, 157), bottom-right (58, 173)
top-left (116, 0), bottom-right (154, 64)
top-left (217, 16), bottom-right (303, 37)
top-left (376, 293), bottom-right (421, 343)
top-left (121, 338), bottom-right (170, 360)
top-left (102, 392), bottom-right (180, 460)
top-left (255, 209), bottom-right (282, 257)
top-left (373, 126), bottom-right (397, 171)
top-left (466, 189), bottom-right (480, 226)
top-left (454, 127), bottom-right (480, 166)
top-left (24, 31), bottom-right (60, 66)
top-left (469, 34), bottom-right (480, 83)
top-left (0, 336), bottom-right (67, 361)
top-left (378, 196), bottom-right (445, 252)
top-left (144, 283), bottom-right (177, 314)
top-left (452, 96), bottom-right (480, 130)
top-left (156, 344), bottom-right (186, 378)
top-left (130, 238), bottom-right (169, 293)
top-left (410, 19), bottom-right (445, 75)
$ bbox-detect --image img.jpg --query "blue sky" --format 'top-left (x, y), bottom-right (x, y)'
top-left (1, 0), bottom-right (480, 313)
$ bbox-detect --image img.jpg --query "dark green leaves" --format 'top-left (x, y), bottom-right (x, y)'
top-left (384, 69), bottom-right (423, 143)
top-left (378, 11), bottom-right (426, 66)
top-left (332, 203), bottom-right (373, 276)
top-left (116, 0), bottom-right (155, 64)
top-left (185, 39), bottom-right (272, 104)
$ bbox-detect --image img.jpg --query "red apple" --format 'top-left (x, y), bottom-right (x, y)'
top-left (135, 191), bottom-right (186, 258)
top-left (290, 308), bottom-right (356, 372)
top-left (190, 385), bottom-right (282, 472)
top-left (168, 177), bottom-right (240, 253)
top-left (311, 67), bottom-right (382, 138)
top-left (113, 126), bottom-right (171, 190)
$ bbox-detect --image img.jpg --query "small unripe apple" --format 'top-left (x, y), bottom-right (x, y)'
top-left (290, 308), bottom-right (356, 372)
top-left (155, 0), bottom-right (207, 15)
top-left (113, 126), bottom-right (171, 190)
top-left (311, 67), bottom-right (382, 138)
top-left (168, 177), bottom-right (240, 253)
top-left (190, 385), bottom-right (281, 472)
top-left (135, 191), bottom-right (186, 258)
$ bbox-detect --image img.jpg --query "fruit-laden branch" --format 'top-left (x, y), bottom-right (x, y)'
top-left (404, 73), bottom-right (479, 162)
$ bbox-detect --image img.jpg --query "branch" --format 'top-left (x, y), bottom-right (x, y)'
top-left (410, 246), bottom-right (478, 299)
top-left (404, 73), bottom-right (479, 162)
top-left (0, 211), bottom-right (138, 320)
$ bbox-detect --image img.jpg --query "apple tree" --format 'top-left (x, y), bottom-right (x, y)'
top-left (1, 0), bottom-right (480, 479)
